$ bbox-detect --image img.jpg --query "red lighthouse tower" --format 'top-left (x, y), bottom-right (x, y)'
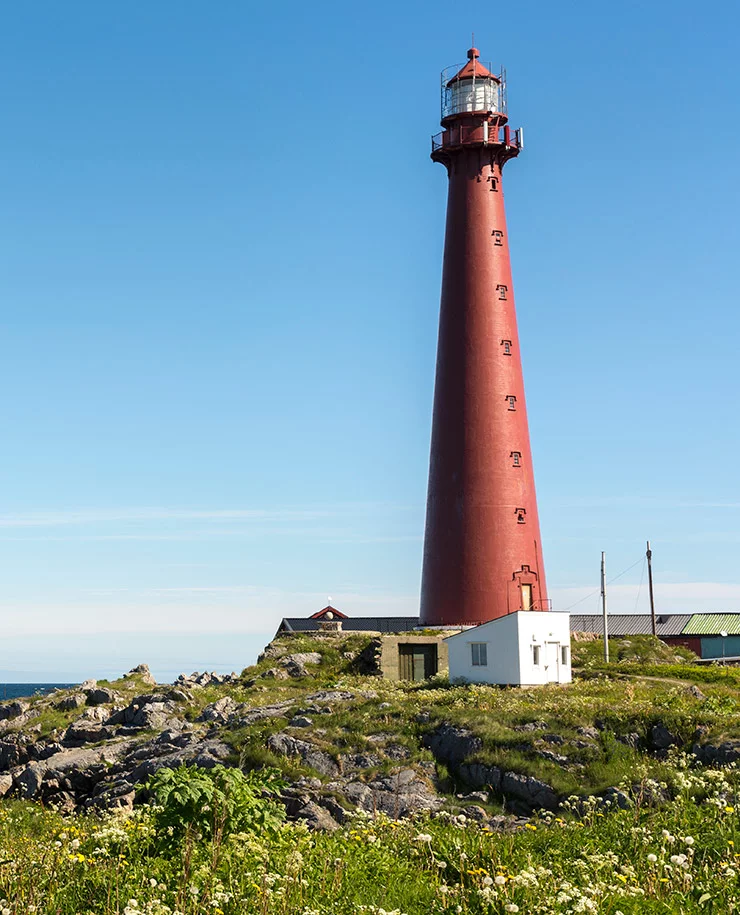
top-left (420, 47), bottom-right (549, 627)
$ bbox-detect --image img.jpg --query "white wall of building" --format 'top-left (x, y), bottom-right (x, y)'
top-left (446, 612), bottom-right (572, 686)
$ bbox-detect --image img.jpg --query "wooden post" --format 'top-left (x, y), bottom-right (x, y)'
top-left (601, 551), bottom-right (609, 663)
top-left (647, 540), bottom-right (657, 637)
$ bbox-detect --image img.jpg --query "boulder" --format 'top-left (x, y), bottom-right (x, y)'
top-left (55, 694), bottom-right (85, 712)
top-left (86, 688), bottom-right (119, 707)
top-left (267, 733), bottom-right (339, 777)
top-left (423, 724), bottom-right (482, 767)
top-left (649, 724), bottom-right (681, 752)
top-left (343, 768), bottom-right (442, 817)
top-left (198, 697), bottom-right (238, 724)
top-left (0, 773), bottom-right (13, 797)
top-left (295, 800), bottom-right (340, 831)
top-left (289, 716), bottom-right (313, 728)
top-left (0, 700), bottom-right (29, 721)
top-left (281, 652), bottom-right (322, 667)
top-left (14, 763), bottom-right (46, 798)
top-left (601, 787), bottom-right (632, 809)
top-left (125, 664), bottom-right (157, 686)
top-left (500, 772), bottom-right (559, 811)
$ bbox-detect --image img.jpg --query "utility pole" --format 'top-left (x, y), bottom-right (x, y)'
top-left (646, 540), bottom-right (657, 637)
top-left (601, 551), bottom-right (609, 663)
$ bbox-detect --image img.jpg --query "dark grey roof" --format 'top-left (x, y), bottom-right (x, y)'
top-left (570, 614), bottom-right (692, 637)
top-left (278, 617), bottom-right (420, 634)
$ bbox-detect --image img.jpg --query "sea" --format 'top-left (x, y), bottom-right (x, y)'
top-left (0, 684), bottom-right (77, 701)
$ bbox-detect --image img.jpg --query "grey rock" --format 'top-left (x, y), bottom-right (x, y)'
top-left (458, 762), bottom-right (503, 792)
top-left (500, 772), bottom-right (559, 811)
top-left (344, 768), bottom-right (442, 817)
top-left (125, 738), bottom-right (231, 783)
top-left (601, 787), bottom-right (632, 809)
top-left (423, 724), bottom-right (483, 767)
top-left (342, 753), bottom-right (381, 770)
top-left (55, 694), bottom-right (86, 712)
top-left (267, 733), bottom-right (339, 777)
top-left (0, 700), bottom-right (30, 721)
top-left (0, 773), bottom-right (13, 796)
top-left (514, 721), bottom-right (548, 733)
top-left (281, 652), bottom-right (322, 667)
top-left (650, 724), bottom-right (680, 751)
top-left (289, 716), bottom-right (313, 728)
top-left (462, 804), bottom-right (488, 821)
top-left (63, 721), bottom-right (116, 746)
top-left (576, 726), bottom-right (600, 740)
top-left (283, 660), bottom-right (308, 678)
top-left (80, 680), bottom-right (98, 693)
top-left (306, 690), bottom-right (355, 703)
top-left (295, 800), bottom-right (340, 831)
top-left (125, 664), bottom-right (157, 686)
top-left (86, 688), bottom-right (119, 707)
top-left (258, 644), bottom-right (289, 662)
top-left (535, 750), bottom-right (569, 765)
top-left (384, 744), bottom-right (411, 760)
top-left (458, 790), bottom-right (489, 804)
top-left (693, 739), bottom-right (740, 765)
top-left (14, 763), bottom-right (46, 798)
top-left (0, 738), bottom-right (28, 770)
top-left (198, 697), bottom-right (238, 724)
top-left (261, 667), bottom-right (290, 680)
top-left (688, 684), bottom-right (707, 701)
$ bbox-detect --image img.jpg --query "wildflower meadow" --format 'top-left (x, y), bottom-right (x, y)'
top-left (0, 751), bottom-right (739, 914)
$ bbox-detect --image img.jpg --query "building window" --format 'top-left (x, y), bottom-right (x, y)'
top-left (501, 339), bottom-right (512, 355)
top-left (491, 229), bottom-right (504, 246)
top-left (521, 583), bottom-right (533, 611)
top-left (561, 645), bottom-right (570, 665)
top-left (511, 451), bottom-right (521, 467)
top-left (516, 507), bottom-right (526, 523)
top-left (506, 395), bottom-right (517, 410)
top-left (533, 645), bottom-right (541, 666)
top-left (471, 642), bottom-right (488, 667)
top-left (496, 284), bottom-right (508, 300)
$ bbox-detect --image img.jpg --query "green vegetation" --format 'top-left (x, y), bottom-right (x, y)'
top-left (6, 632), bottom-right (740, 911)
top-left (1, 755), bottom-right (740, 913)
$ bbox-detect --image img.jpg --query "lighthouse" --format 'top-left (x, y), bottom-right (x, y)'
top-left (420, 47), bottom-right (549, 627)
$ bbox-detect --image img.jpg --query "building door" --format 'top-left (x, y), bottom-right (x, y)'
top-left (521, 583), bottom-right (533, 611)
top-left (398, 644), bottom-right (438, 681)
top-left (544, 642), bottom-right (560, 682)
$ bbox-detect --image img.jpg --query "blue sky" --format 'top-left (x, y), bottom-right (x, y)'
top-left (1, 1), bottom-right (739, 681)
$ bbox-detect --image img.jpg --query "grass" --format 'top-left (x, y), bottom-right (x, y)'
top-left (1, 755), bottom-right (740, 913)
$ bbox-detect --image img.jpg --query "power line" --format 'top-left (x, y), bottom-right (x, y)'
top-left (560, 555), bottom-right (645, 612)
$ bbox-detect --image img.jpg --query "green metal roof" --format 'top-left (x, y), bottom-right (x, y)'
top-left (683, 614), bottom-right (740, 636)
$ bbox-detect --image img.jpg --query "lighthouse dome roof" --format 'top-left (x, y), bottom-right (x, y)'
top-left (447, 47), bottom-right (500, 86)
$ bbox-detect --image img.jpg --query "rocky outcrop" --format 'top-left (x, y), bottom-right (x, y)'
top-left (425, 723), bottom-right (559, 813)
top-left (267, 733), bottom-right (340, 777)
top-left (422, 724), bottom-right (482, 767)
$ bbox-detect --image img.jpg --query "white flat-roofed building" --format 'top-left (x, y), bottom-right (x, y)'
top-left (446, 612), bottom-right (572, 686)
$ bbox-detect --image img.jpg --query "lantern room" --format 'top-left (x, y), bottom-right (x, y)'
top-left (441, 47), bottom-right (507, 120)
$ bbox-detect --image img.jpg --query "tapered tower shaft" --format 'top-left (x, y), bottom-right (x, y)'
top-left (420, 48), bottom-right (548, 626)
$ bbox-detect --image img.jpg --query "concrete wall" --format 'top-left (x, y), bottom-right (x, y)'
top-left (446, 612), bottom-right (572, 686)
top-left (379, 635), bottom-right (450, 681)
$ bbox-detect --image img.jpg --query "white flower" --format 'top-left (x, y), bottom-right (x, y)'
top-left (684, 836), bottom-right (695, 846)
top-left (414, 833), bottom-right (432, 843)
top-left (150, 878), bottom-right (158, 887)
top-left (495, 875), bottom-right (506, 886)
top-left (70, 838), bottom-right (80, 849)
top-left (505, 906), bottom-right (519, 913)
top-left (647, 854), bottom-right (658, 863)
top-left (482, 876), bottom-right (493, 886)
top-left (436, 861), bottom-right (447, 869)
